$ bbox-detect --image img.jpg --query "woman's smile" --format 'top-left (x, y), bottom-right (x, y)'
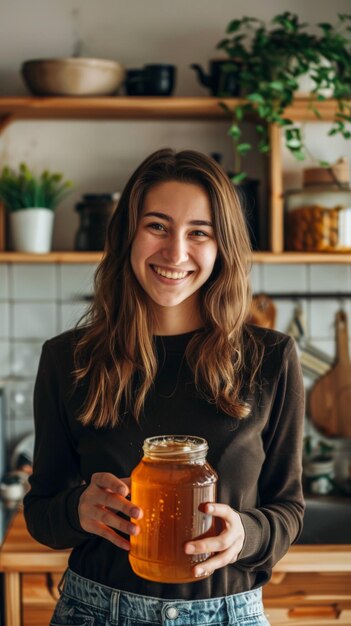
top-left (150, 264), bottom-right (194, 282)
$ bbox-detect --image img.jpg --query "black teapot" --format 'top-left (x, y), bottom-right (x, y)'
top-left (190, 59), bottom-right (240, 96)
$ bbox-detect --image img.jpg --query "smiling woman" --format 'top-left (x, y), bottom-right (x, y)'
top-left (23, 148), bottom-right (304, 626)
top-left (130, 180), bottom-right (218, 328)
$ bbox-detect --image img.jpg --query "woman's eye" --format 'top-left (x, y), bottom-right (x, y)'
top-left (191, 230), bottom-right (208, 238)
top-left (148, 222), bottom-right (166, 232)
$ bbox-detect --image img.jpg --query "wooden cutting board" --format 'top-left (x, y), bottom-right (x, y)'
top-left (248, 294), bottom-right (276, 328)
top-left (309, 310), bottom-right (351, 438)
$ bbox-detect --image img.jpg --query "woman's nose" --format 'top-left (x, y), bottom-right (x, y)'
top-left (161, 236), bottom-right (189, 265)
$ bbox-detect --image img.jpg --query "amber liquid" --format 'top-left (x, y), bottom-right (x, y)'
top-left (129, 458), bottom-right (217, 583)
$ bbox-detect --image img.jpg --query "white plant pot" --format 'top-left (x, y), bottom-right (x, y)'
top-left (10, 208), bottom-right (55, 253)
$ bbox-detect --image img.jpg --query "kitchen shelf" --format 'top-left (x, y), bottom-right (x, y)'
top-left (0, 96), bottom-right (349, 261)
top-left (1, 251), bottom-right (351, 264)
top-left (0, 96), bottom-right (344, 131)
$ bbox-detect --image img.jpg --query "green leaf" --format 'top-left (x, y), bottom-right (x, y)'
top-left (311, 106), bottom-right (322, 119)
top-left (319, 160), bottom-right (330, 168)
top-left (269, 81), bottom-right (284, 91)
top-left (247, 93), bottom-right (265, 104)
top-left (0, 162), bottom-right (72, 211)
top-left (231, 172), bottom-right (247, 184)
top-left (235, 106), bottom-right (244, 121)
top-left (237, 142), bottom-right (252, 155)
top-left (226, 19), bottom-right (242, 34)
top-left (258, 143), bottom-right (270, 154)
top-left (291, 149), bottom-right (306, 161)
top-left (228, 124), bottom-right (241, 139)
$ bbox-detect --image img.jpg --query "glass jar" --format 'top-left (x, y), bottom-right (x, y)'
top-left (129, 435), bottom-right (218, 583)
top-left (285, 187), bottom-right (351, 252)
top-left (304, 455), bottom-right (335, 495)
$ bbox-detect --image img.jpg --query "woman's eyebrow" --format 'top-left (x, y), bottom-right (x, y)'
top-left (143, 211), bottom-right (213, 227)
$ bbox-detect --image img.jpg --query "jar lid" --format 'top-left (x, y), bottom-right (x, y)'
top-left (143, 435), bottom-right (208, 460)
top-left (303, 158), bottom-right (350, 188)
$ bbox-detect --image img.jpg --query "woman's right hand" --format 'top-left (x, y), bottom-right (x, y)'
top-left (78, 472), bottom-right (143, 550)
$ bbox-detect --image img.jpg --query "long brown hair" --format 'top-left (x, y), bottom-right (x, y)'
top-left (73, 148), bottom-right (262, 427)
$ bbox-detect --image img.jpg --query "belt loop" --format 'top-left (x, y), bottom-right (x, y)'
top-left (57, 567), bottom-right (69, 595)
top-left (110, 589), bottom-right (120, 625)
top-left (225, 594), bottom-right (235, 624)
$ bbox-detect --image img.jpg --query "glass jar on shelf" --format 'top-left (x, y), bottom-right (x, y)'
top-left (285, 186), bottom-right (351, 252)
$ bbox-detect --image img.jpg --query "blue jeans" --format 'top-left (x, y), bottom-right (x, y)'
top-left (50, 568), bottom-right (270, 626)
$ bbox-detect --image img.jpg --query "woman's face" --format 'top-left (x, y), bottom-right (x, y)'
top-left (130, 180), bottom-right (218, 314)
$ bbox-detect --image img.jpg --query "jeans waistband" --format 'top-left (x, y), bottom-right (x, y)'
top-left (61, 568), bottom-right (264, 625)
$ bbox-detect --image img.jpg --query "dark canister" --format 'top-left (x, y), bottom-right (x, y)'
top-left (143, 64), bottom-right (176, 96)
top-left (125, 69), bottom-right (147, 96)
top-left (74, 193), bottom-right (119, 251)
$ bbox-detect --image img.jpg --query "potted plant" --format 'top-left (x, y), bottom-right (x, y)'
top-left (0, 163), bottom-right (72, 253)
top-left (214, 12), bottom-right (351, 182)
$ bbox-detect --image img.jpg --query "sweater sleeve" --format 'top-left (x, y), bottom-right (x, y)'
top-left (236, 337), bottom-right (305, 571)
top-left (23, 340), bottom-right (90, 549)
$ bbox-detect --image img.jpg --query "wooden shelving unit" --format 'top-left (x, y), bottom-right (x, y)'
top-left (0, 96), bottom-right (342, 126)
top-left (1, 251), bottom-right (351, 264)
top-left (0, 96), bottom-right (349, 264)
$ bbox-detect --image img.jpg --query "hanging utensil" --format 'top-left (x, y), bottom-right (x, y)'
top-left (309, 310), bottom-right (351, 438)
top-left (287, 304), bottom-right (333, 379)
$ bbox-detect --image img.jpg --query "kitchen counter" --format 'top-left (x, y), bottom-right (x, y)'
top-left (0, 507), bottom-right (69, 626)
top-left (1, 508), bottom-right (351, 626)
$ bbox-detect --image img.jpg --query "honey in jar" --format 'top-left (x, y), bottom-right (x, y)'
top-left (129, 435), bottom-right (218, 583)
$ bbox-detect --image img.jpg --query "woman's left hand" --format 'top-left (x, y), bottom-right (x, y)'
top-left (184, 503), bottom-right (245, 578)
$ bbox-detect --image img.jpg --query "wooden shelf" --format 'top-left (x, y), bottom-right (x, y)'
top-left (0, 251), bottom-right (102, 263)
top-left (1, 251), bottom-right (351, 264)
top-left (0, 96), bottom-right (346, 130)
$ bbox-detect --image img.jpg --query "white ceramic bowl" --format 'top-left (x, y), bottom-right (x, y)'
top-left (22, 58), bottom-right (125, 96)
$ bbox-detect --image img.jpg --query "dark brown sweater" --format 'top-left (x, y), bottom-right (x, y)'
top-left (23, 326), bottom-right (305, 600)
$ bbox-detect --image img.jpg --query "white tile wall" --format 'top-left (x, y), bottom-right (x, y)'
top-left (59, 264), bottom-right (97, 300)
top-left (11, 264), bottom-right (57, 300)
top-left (309, 299), bottom-right (350, 340)
top-left (262, 264), bottom-right (308, 293)
top-left (7, 379), bottom-right (35, 420)
top-left (13, 302), bottom-right (57, 339)
top-left (250, 264), bottom-right (261, 293)
top-left (0, 302), bottom-right (10, 338)
top-left (0, 341), bottom-right (10, 378)
top-left (0, 261), bottom-right (350, 453)
top-left (12, 341), bottom-right (43, 378)
top-left (275, 299), bottom-right (309, 335)
top-left (0, 265), bottom-right (9, 299)
top-left (59, 301), bottom-right (90, 333)
top-left (309, 264), bottom-right (351, 293)
top-left (8, 418), bottom-right (35, 446)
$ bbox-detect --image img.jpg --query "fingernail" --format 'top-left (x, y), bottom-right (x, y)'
top-left (207, 504), bottom-right (214, 513)
top-left (195, 568), bottom-right (204, 577)
top-left (131, 507), bottom-right (140, 518)
top-left (185, 543), bottom-right (195, 554)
